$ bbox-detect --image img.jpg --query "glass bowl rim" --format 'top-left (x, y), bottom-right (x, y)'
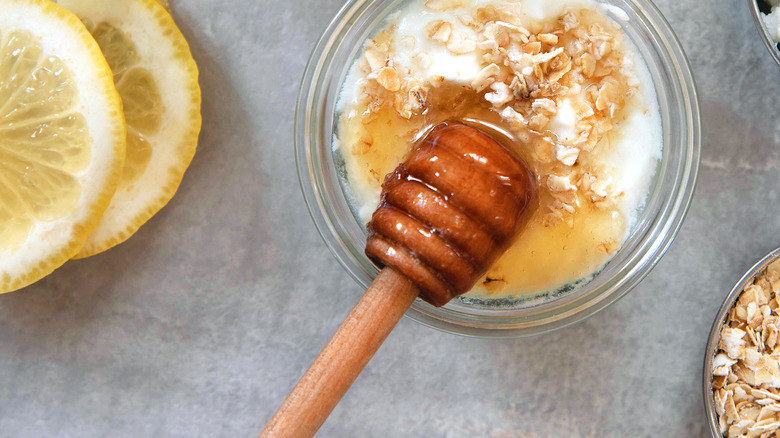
top-left (295, 0), bottom-right (702, 338)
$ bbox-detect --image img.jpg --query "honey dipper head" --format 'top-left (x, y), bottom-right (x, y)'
top-left (365, 121), bottom-right (536, 307)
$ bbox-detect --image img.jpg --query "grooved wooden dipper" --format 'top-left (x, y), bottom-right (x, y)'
top-left (260, 121), bottom-right (536, 438)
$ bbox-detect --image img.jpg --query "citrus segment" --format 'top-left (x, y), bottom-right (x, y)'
top-left (0, 0), bottom-right (125, 293)
top-left (60, 0), bottom-right (201, 258)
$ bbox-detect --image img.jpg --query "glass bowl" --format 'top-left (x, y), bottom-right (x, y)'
top-left (702, 246), bottom-right (780, 437)
top-left (295, 0), bottom-right (701, 338)
top-left (748, 0), bottom-right (780, 67)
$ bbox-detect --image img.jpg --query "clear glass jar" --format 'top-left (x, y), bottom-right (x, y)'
top-left (295, 0), bottom-right (701, 337)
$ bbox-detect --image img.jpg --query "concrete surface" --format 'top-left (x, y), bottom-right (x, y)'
top-left (1, 0), bottom-right (779, 436)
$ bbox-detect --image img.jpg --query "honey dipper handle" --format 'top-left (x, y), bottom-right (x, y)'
top-left (260, 268), bottom-right (418, 438)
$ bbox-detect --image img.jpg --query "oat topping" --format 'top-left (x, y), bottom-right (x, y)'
top-left (712, 259), bottom-right (780, 437)
top-left (471, 62), bottom-right (501, 91)
top-left (337, 0), bottom-right (661, 299)
top-left (350, 6), bottom-right (637, 225)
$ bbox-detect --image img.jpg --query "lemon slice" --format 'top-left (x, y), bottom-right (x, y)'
top-left (0, 0), bottom-right (125, 293)
top-left (58, 0), bottom-right (201, 258)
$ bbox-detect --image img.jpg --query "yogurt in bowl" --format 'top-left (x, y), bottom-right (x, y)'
top-left (295, 0), bottom-right (700, 336)
top-left (335, 0), bottom-right (662, 305)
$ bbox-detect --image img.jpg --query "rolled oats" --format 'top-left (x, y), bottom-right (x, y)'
top-left (426, 20), bottom-right (453, 43)
top-left (538, 33), bottom-right (559, 45)
top-left (531, 98), bottom-right (557, 115)
top-left (445, 30), bottom-right (477, 54)
top-left (375, 67), bottom-right (401, 92)
top-left (484, 81), bottom-right (512, 106)
top-left (424, 0), bottom-right (465, 11)
top-left (712, 260), bottom-right (780, 437)
top-left (555, 144), bottom-right (580, 166)
top-left (472, 63), bottom-right (501, 92)
top-left (547, 175), bottom-right (577, 192)
top-left (355, 7), bottom-right (639, 226)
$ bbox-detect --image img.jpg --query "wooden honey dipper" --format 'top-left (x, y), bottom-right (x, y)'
top-left (261, 121), bottom-right (536, 437)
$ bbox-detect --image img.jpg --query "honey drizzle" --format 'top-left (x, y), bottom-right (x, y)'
top-left (340, 83), bottom-right (626, 299)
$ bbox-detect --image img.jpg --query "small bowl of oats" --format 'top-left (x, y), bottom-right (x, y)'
top-left (704, 246), bottom-right (780, 437)
top-left (749, 0), bottom-right (780, 67)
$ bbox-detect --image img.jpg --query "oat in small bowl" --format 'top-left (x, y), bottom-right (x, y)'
top-left (749, 0), bottom-right (780, 67)
top-left (704, 246), bottom-right (780, 437)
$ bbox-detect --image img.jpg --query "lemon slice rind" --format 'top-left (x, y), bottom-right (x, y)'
top-left (60, 0), bottom-right (201, 259)
top-left (0, 0), bottom-right (125, 293)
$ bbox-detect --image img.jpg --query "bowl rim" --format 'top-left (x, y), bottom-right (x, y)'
top-left (747, 0), bottom-right (780, 68)
top-left (295, 0), bottom-right (702, 338)
top-left (702, 245), bottom-right (780, 437)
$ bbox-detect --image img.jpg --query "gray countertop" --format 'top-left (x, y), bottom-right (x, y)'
top-left (1, 0), bottom-right (779, 436)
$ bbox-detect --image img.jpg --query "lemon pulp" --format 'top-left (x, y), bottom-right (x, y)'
top-left (58, 0), bottom-right (201, 258)
top-left (0, 30), bottom-right (90, 251)
top-left (87, 21), bottom-right (159, 190)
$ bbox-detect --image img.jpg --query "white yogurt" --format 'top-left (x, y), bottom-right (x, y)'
top-left (339, 0), bottom-right (661, 236)
top-left (335, 0), bottom-right (664, 298)
top-left (601, 40), bottom-right (662, 231)
top-left (338, 0), bottom-right (600, 113)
